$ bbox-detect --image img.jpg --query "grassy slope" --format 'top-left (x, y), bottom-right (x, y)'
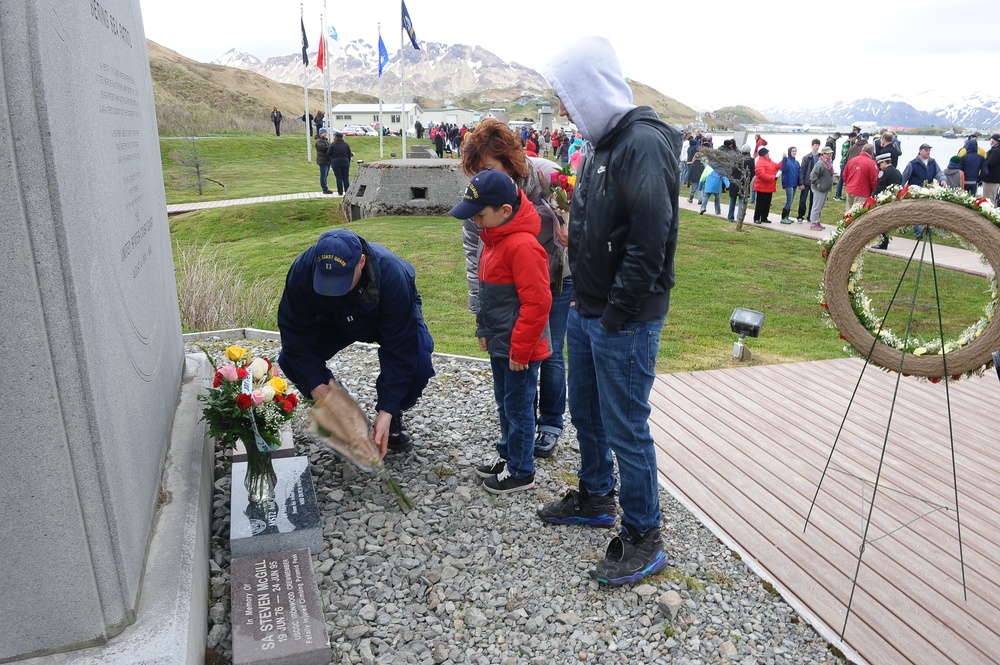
top-left (167, 139), bottom-right (991, 373)
top-left (148, 40), bottom-right (376, 135)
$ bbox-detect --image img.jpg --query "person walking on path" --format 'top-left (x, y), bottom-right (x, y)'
top-left (450, 170), bottom-right (552, 494)
top-left (687, 153), bottom-right (705, 203)
top-left (752, 147), bottom-right (782, 224)
top-left (277, 229), bottom-right (435, 457)
top-left (797, 139), bottom-right (820, 222)
top-left (315, 128), bottom-right (333, 194)
top-left (458, 117), bottom-right (574, 459)
top-left (328, 132), bottom-right (353, 196)
top-left (843, 144), bottom-right (879, 212)
top-left (809, 146), bottom-right (835, 231)
top-left (271, 106), bottom-right (282, 136)
top-left (699, 163), bottom-right (727, 216)
top-left (779, 146), bottom-right (800, 223)
top-left (537, 35), bottom-right (680, 586)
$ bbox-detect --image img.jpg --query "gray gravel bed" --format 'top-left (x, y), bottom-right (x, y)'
top-left (194, 337), bottom-right (845, 665)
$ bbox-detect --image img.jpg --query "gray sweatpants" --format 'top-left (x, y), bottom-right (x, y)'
top-left (810, 188), bottom-right (829, 223)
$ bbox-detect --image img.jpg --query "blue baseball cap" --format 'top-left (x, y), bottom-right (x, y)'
top-left (313, 229), bottom-right (362, 296)
top-left (448, 169), bottom-right (518, 219)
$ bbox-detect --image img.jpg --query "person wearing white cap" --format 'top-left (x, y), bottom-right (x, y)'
top-left (869, 152), bottom-right (902, 249)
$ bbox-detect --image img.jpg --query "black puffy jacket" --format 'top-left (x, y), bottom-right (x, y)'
top-left (568, 106), bottom-right (681, 332)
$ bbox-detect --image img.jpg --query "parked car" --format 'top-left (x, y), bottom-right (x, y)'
top-left (340, 125), bottom-right (378, 136)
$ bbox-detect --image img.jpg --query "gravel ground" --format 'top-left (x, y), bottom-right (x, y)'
top-left (195, 337), bottom-right (846, 665)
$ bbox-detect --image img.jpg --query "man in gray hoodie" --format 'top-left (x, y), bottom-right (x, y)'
top-left (535, 36), bottom-right (681, 586)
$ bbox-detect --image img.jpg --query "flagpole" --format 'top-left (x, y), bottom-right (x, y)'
top-left (302, 4), bottom-right (311, 163)
top-left (400, 13), bottom-right (406, 158)
top-left (322, 3), bottom-right (331, 130)
top-left (378, 24), bottom-right (384, 160)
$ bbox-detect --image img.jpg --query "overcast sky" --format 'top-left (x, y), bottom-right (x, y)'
top-left (139, 0), bottom-right (995, 111)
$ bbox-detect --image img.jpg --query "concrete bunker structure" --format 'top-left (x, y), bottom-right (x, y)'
top-left (342, 159), bottom-right (470, 221)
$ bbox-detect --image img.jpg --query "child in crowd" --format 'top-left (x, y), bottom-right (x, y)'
top-left (449, 169), bottom-right (552, 494)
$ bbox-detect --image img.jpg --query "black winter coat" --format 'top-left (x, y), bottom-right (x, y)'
top-left (568, 106), bottom-right (680, 332)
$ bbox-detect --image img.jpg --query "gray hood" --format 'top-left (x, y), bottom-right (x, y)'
top-left (540, 36), bottom-right (636, 145)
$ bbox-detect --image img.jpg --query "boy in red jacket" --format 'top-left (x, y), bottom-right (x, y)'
top-left (449, 169), bottom-right (553, 494)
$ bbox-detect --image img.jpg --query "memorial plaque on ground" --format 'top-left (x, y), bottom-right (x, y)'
top-left (231, 549), bottom-right (330, 665)
top-left (231, 456), bottom-right (323, 557)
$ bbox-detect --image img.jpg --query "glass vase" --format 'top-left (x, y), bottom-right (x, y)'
top-left (243, 440), bottom-right (278, 504)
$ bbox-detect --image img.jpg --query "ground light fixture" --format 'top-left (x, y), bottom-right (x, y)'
top-left (994, 350), bottom-right (1000, 384)
top-left (730, 308), bottom-right (765, 361)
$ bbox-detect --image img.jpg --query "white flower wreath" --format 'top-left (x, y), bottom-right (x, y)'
top-left (818, 184), bottom-right (1000, 381)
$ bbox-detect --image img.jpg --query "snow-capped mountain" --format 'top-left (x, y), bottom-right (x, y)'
top-left (213, 48), bottom-right (261, 69)
top-left (212, 40), bottom-right (550, 101)
top-left (763, 93), bottom-right (1000, 129)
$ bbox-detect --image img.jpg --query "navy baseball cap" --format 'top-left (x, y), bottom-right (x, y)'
top-left (313, 229), bottom-right (362, 296)
top-left (448, 169), bottom-right (518, 219)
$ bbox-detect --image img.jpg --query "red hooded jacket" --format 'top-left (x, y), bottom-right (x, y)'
top-left (843, 152), bottom-right (879, 197)
top-left (476, 189), bottom-right (552, 363)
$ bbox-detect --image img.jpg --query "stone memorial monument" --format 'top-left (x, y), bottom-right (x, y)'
top-left (1, 1), bottom-right (209, 662)
top-left (231, 549), bottom-right (330, 665)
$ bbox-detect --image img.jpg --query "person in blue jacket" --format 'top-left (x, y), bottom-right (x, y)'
top-left (277, 229), bottom-right (435, 457)
top-left (779, 146), bottom-right (800, 223)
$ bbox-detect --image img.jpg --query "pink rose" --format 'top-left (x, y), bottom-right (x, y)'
top-left (218, 364), bottom-right (238, 382)
top-left (250, 389), bottom-right (266, 406)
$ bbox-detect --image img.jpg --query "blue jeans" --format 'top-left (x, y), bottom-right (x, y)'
top-left (782, 187), bottom-right (796, 215)
top-left (835, 170), bottom-right (845, 198)
top-left (700, 192), bottom-right (721, 214)
top-left (728, 194), bottom-right (746, 221)
top-left (536, 277), bottom-right (573, 436)
top-left (680, 162), bottom-right (690, 186)
top-left (490, 357), bottom-right (541, 479)
top-left (319, 164), bottom-right (330, 192)
top-left (567, 309), bottom-right (664, 533)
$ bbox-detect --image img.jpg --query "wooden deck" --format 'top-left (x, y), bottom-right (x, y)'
top-left (650, 358), bottom-right (1000, 665)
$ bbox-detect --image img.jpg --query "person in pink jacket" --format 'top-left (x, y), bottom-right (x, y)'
top-left (752, 147), bottom-right (784, 224)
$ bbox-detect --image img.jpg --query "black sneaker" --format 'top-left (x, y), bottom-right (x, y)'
top-left (590, 526), bottom-right (668, 586)
top-left (387, 413), bottom-right (413, 454)
top-left (533, 431), bottom-right (558, 458)
top-left (537, 487), bottom-right (617, 528)
top-left (475, 454), bottom-right (506, 479)
top-left (483, 466), bottom-right (535, 494)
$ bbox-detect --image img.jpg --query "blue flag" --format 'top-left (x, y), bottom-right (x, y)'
top-left (300, 17), bottom-right (309, 65)
top-left (401, 1), bottom-right (419, 50)
top-left (378, 35), bottom-right (389, 77)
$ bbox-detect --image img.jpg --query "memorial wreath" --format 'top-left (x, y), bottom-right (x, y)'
top-left (817, 184), bottom-right (1000, 381)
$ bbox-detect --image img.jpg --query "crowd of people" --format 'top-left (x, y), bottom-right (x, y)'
top-left (683, 127), bottom-right (1000, 244)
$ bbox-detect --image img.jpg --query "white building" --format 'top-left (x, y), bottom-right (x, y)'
top-left (330, 103), bottom-right (423, 135)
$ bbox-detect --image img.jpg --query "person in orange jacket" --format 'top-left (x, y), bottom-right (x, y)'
top-left (752, 147), bottom-right (784, 224)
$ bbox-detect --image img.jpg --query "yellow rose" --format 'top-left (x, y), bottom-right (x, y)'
top-left (225, 345), bottom-right (247, 361)
top-left (913, 347), bottom-right (927, 356)
top-left (269, 376), bottom-right (289, 395)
